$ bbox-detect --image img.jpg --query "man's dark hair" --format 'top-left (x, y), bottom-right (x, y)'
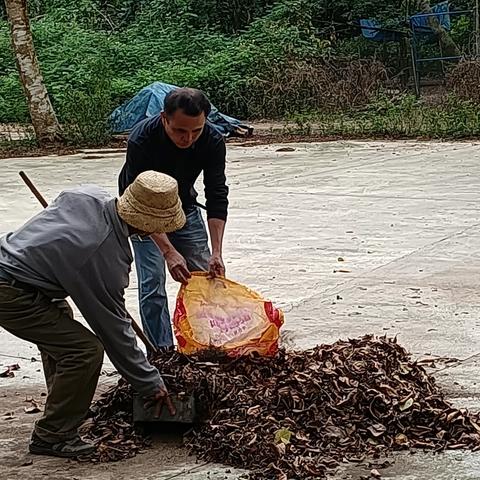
top-left (164, 88), bottom-right (211, 118)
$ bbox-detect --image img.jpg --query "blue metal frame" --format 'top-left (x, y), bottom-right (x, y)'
top-left (412, 9), bottom-right (472, 19)
top-left (410, 8), bottom-right (475, 95)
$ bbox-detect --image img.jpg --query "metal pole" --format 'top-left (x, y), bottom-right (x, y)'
top-left (409, 17), bottom-right (420, 97)
top-left (438, 42), bottom-right (446, 85)
top-left (475, 0), bottom-right (480, 57)
top-left (410, 40), bottom-right (420, 97)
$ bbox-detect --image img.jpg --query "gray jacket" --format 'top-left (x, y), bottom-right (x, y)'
top-left (0, 185), bottom-right (163, 396)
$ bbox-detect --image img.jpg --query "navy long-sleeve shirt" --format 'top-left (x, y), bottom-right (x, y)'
top-left (118, 116), bottom-right (229, 221)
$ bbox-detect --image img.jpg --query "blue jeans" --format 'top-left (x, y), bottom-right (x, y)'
top-left (131, 208), bottom-right (210, 348)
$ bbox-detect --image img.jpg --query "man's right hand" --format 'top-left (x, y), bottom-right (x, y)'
top-left (164, 249), bottom-right (191, 284)
top-left (144, 387), bottom-right (176, 418)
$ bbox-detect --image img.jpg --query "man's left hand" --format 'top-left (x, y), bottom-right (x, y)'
top-left (208, 253), bottom-right (225, 278)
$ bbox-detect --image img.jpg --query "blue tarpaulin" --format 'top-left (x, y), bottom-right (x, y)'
top-left (109, 82), bottom-right (252, 137)
top-left (360, 1), bottom-right (451, 42)
top-left (359, 19), bottom-right (402, 42)
top-left (410, 1), bottom-right (451, 34)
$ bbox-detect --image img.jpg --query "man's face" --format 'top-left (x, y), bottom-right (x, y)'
top-left (161, 109), bottom-right (206, 149)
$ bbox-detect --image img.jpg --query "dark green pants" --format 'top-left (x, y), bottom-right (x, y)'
top-left (0, 280), bottom-right (104, 443)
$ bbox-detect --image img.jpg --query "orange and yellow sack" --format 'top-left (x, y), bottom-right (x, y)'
top-left (173, 272), bottom-right (284, 356)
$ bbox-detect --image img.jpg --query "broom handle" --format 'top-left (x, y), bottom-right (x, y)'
top-left (19, 171), bottom-right (48, 208)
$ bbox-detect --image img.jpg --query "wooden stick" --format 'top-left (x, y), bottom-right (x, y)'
top-left (19, 171), bottom-right (48, 208)
top-left (18, 171), bottom-right (158, 354)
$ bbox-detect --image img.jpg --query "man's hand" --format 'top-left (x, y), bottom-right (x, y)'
top-left (208, 253), bottom-right (225, 278)
top-left (164, 249), bottom-right (191, 284)
top-left (144, 387), bottom-right (176, 418)
top-left (207, 218), bottom-right (226, 278)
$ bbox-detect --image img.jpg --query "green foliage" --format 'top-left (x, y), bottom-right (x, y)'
top-left (293, 94), bottom-right (480, 138)
top-left (0, 23), bottom-right (28, 123)
top-left (1, 0), bottom-right (333, 123)
top-left (59, 65), bottom-right (115, 146)
top-left (0, 74), bottom-right (29, 123)
top-left (1, 0), bottom-right (479, 142)
top-left (451, 15), bottom-right (474, 50)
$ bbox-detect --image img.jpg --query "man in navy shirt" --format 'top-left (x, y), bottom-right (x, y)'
top-left (119, 88), bottom-right (229, 348)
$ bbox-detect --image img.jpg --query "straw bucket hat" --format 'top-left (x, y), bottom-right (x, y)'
top-left (117, 171), bottom-right (186, 233)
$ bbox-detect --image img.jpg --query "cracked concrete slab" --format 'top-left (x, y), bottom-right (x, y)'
top-left (1, 140), bottom-right (480, 478)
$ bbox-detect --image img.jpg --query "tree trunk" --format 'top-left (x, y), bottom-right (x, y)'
top-left (4, 0), bottom-right (61, 145)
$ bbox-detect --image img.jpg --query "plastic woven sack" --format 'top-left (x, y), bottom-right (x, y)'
top-left (173, 272), bottom-right (284, 356)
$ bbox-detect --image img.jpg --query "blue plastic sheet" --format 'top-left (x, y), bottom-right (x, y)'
top-left (359, 19), bottom-right (402, 42)
top-left (410, 1), bottom-right (451, 34)
top-left (360, 1), bottom-right (451, 43)
top-left (109, 82), bottom-right (252, 137)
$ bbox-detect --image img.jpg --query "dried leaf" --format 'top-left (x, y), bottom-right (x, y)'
top-left (247, 405), bottom-right (262, 416)
top-left (395, 433), bottom-right (409, 446)
top-left (399, 364), bottom-right (411, 375)
top-left (368, 423), bottom-right (386, 438)
top-left (24, 398), bottom-right (41, 414)
top-left (436, 430), bottom-right (447, 440)
top-left (295, 432), bottom-right (310, 442)
top-left (0, 364), bottom-right (20, 378)
top-left (24, 405), bottom-right (41, 414)
top-left (399, 398), bottom-right (414, 411)
top-left (471, 420), bottom-right (480, 434)
top-left (275, 442), bottom-right (286, 456)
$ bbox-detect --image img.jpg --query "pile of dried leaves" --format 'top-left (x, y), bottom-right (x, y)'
top-left (84, 335), bottom-right (480, 478)
top-left (81, 376), bottom-right (147, 462)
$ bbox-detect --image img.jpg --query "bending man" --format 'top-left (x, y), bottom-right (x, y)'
top-left (0, 171), bottom-right (184, 458)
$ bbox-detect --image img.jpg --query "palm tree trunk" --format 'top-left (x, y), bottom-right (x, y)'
top-left (4, 0), bottom-right (62, 145)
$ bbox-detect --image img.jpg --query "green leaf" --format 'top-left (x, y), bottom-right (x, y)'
top-left (274, 427), bottom-right (292, 445)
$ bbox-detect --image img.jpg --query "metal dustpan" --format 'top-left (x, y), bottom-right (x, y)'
top-left (133, 392), bottom-right (196, 424)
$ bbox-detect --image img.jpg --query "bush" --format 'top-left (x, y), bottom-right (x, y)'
top-left (0, 0), bottom-right (334, 123)
top-left (58, 69), bottom-right (115, 146)
top-left (0, 0), bottom-right (478, 141)
top-left (0, 74), bottom-right (29, 123)
top-left (447, 60), bottom-right (480, 104)
top-left (236, 58), bottom-right (387, 118)
top-left (298, 94), bottom-right (480, 139)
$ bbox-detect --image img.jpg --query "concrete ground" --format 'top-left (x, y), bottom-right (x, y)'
top-left (1, 140), bottom-right (480, 479)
